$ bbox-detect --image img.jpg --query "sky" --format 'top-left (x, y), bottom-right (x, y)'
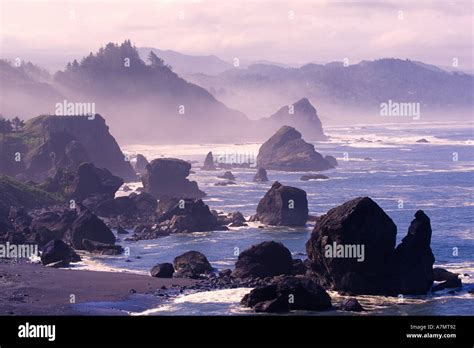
top-left (0, 0), bottom-right (473, 70)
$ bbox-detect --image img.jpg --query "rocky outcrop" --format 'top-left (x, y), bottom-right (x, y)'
top-left (232, 241), bottom-right (293, 279)
top-left (394, 210), bottom-right (435, 294)
top-left (306, 197), bottom-right (398, 294)
top-left (217, 211), bottom-right (247, 227)
top-left (254, 181), bottom-right (308, 226)
top-left (142, 158), bottom-right (206, 199)
top-left (66, 162), bottom-right (123, 201)
top-left (253, 168), bottom-right (269, 182)
top-left (6, 114), bottom-right (136, 182)
top-left (202, 151), bottom-right (216, 170)
top-left (66, 206), bottom-right (116, 250)
top-left (241, 275), bottom-right (332, 313)
top-left (150, 263), bottom-right (175, 278)
top-left (341, 298), bottom-right (364, 312)
top-left (82, 239), bottom-right (123, 255)
top-left (306, 198), bottom-right (438, 295)
top-left (173, 251), bottom-right (214, 279)
top-left (256, 126), bottom-right (335, 171)
top-left (134, 154), bottom-right (149, 174)
top-left (262, 98), bottom-right (327, 141)
top-left (41, 239), bottom-right (80, 267)
top-left (218, 171), bottom-right (235, 181)
top-left (30, 210), bottom-right (78, 247)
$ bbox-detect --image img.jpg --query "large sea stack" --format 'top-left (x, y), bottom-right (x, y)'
top-left (256, 126), bottom-right (335, 171)
top-left (142, 158), bottom-right (206, 199)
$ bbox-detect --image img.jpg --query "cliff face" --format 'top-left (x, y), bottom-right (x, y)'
top-left (0, 114), bottom-right (136, 182)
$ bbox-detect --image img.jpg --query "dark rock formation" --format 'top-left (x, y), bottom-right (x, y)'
top-left (341, 298), bottom-right (364, 312)
top-left (150, 263), bottom-right (175, 278)
top-left (217, 211), bottom-right (247, 227)
top-left (202, 151), bottom-right (216, 170)
top-left (416, 138), bottom-right (430, 143)
top-left (82, 239), bottom-right (123, 255)
top-left (66, 207), bottom-right (116, 250)
top-left (257, 126), bottom-right (334, 171)
top-left (130, 192), bottom-right (157, 214)
top-left (173, 251), bottom-right (213, 279)
top-left (306, 197), bottom-right (398, 294)
top-left (41, 239), bottom-right (80, 266)
top-left (218, 171), bottom-right (235, 181)
top-left (253, 168), bottom-right (269, 182)
top-left (300, 174), bottom-right (329, 181)
top-left (262, 98), bottom-right (327, 141)
top-left (30, 210), bottom-right (77, 247)
top-left (94, 196), bottom-right (137, 217)
top-left (254, 181), bottom-right (308, 226)
top-left (433, 268), bottom-right (459, 282)
top-left (324, 155), bottom-right (338, 167)
top-left (134, 154), bottom-right (149, 174)
top-left (142, 158), bottom-right (206, 199)
top-left (432, 277), bottom-right (462, 292)
top-left (67, 162), bottom-right (123, 201)
top-left (241, 275), bottom-right (332, 313)
top-left (6, 114), bottom-right (136, 182)
top-left (232, 241), bottom-right (293, 279)
top-left (158, 199), bottom-right (220, 233)
top-left (394, 210), bottom-right (435, 295)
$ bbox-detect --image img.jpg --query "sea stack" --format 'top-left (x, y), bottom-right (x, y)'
top-left (202, 151), bottom-right (216, 170)
top-left (257, 126), bottom-right (335, 171)
top-left (254, 181), bottom-right (308, 226)
top-left (142, 158), bottom-right (206, 199)
top-left (263, 98), bottom-right (327, 141)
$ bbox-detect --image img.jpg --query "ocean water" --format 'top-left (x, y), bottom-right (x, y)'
top-left (74, 121), bottom-right (473, 315)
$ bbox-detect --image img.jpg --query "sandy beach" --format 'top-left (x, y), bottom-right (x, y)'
top-left (0, 261), bottom-right (195, 315)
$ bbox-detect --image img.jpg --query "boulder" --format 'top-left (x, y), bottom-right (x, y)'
top-left (394, 210), bottom-right (435, 294)
top-left (142, 158), bottom-right (206, 199)
top-left (150, 263), bottom-right (175, 278)
top-left (94, 196), bottom-right (137, 217)
top-left (253, 168), bottom-right (269, 182)
top-left (432, 277), bottom-right (462, 292)
top-left (218, 171), bottom-right (235, 181)
top-left (256, 126), bottom-right (335, 171)
top-left (217, 211), bottom-right (247, 227)
top-left (202, 151), bottom-right (216, 170)
top-left (341, 298), bottom-right (364, 312)
top-left (158, 199), bottom-right (220, 233)
top-left (130, 192), bottom-right (157, 214)
top-left (416, 138), bottom-right (430, 143)
top-left (41, 239), bottom-right (80, 266)
top-left (433, 268), bottom-right (459, 282)
top-left (305, 197), bottom-right (398, 294)
top-left (82, 239), bottom-right (123, 255)
top-left (241, 275), bottom-right (332, 313)
top-left (173, 251), bottom-right (213, 279)
top-left (232, 241), bottom-right (293, 279)
top-left (68, 162), bottom-right (124, 202)
top-left (30, 210), bottom-right (78, 247)
top-left (255, 181), bottom-right (308, 226)
top-left (134, 154), bottom-right (149, 174)
top-left (66, 207), bottom-right (116, 250)
top-left (324, 155), bottom-right (338, 167)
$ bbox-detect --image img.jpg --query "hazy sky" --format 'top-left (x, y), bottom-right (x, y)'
top-left (1, 0), bottom-right (473, 69)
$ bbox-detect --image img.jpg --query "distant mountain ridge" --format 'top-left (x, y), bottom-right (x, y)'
top-left (188, 58), bottom-right (473, 121)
